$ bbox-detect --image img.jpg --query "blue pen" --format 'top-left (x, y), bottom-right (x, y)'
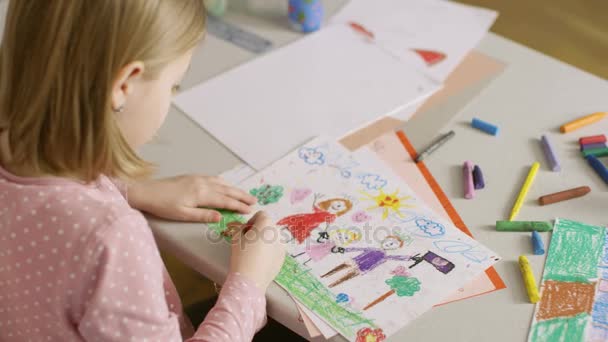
top-left (471, 118), bottom-right (499, 136)
top-left (531, 231), bottom-right (545, 255)
top-left (586, 155), bottom-right (608, 184)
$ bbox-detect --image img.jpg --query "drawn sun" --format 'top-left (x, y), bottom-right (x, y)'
top-left (360, 189), bottom-right (414, 220)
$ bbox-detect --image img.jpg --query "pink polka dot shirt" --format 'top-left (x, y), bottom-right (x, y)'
top-left (0, 166), bottom-right (267, 341)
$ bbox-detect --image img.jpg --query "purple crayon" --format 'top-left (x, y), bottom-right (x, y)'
top-left (580, 142), bottom-right (606, 151)
top-left (463, 161), bottom-right (475, 199)
top-left (541, 135), bottom-right (561, 172)
top-left (472, 165), bottom-right (485, 190)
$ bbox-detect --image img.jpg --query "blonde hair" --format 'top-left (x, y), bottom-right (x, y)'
top-left (0, 1), bottom-right (206, 181)
top-left (329, 229), bottom-right (362, 246)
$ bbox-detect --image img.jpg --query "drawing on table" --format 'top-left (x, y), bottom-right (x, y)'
top-left (409, 251), bottom-right (455, 274)
top-left (408, 218), bottom-right (446, 238)
top-left (291, 228), bottom-right (362, 266)
top-left (412, 49), bottom-right (447, 66)
top-left (363, 275), bottom-right (422, 311)
top-left (328, 152), bottom-right (360, 178)
top-left (299, 146), bottom-right (326, 165)
top-left (360, 188), bottom-right (414, 220)
top-left (433, 240), bottom-right (489, 263)
top-left (336, 293), bottom-right (350, 304)
top-left (277, 194), bottom-right (353, 243)
top-left (249, 184), bottom-right (284, 205)
top-left (390, 265), bottom-right (411, 277)
top-left (356, 327), bottom-right (386, 342)
top-left (290, 187), bottom-right (312, 204)
top-left (358, 173), bottom-right (388, 190)
top-left (321, 236), bottom-right (410, 288)
top-left (351, 210), bottom-right (372, 223)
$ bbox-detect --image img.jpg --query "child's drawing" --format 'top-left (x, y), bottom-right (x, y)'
top-left (351, 210), bottom-right (372, 223)
top-left (277, 194), bottom-right (353, 243)
top-left (356, 327), bottom-right (386, 342)
top-left (292, 228), bottom-right (362, 265)
top-left (298, 146), bottom-right (325, 165)
top-left (328, 153), bottom-right (360, 178)
top-left (433, 240), bottom-right (489, 263)
top-left (390, 265), bottom-right (411, 277)
top-left (363, 275), bottom-right (421, 311)
top-left (321, 236), bottom-right (410, 288)
top-left (410, 218), bottom-right (446, 238)
top-left (358, 173), bottom-right (388, 190)
top-left (412, 49), bottom-right (447, 67)
top-left (360, 188), bottom-right (414, 220)
top-left (336, 293), bottom-right (350, 304)
top-left (290, 187), bottom-right (312, 204)
top-left (249, 184), bottom-right (284, 205)
top-left (409, 251), bottom-right (455, 274)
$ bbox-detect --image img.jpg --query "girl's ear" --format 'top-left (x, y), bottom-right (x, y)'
top-left (111, 61), bottom-right (145, 112)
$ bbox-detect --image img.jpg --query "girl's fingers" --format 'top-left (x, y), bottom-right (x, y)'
top-left (202, 194), bottom-right (252, 214)
top-left (180, 207), bottom-right (221, 223)
top-left (220, 185), bottom-right (257, 205)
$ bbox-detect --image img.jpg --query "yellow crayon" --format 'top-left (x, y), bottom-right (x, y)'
top-left (509, 162), bottom-right (540, 221)
top-left (560, 112), bottom-right (607, 133)
top-left (519, 255), bottom-right (540, 303)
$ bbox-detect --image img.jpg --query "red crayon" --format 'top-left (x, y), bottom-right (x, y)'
top-left (579, 134), bottom-right (606, 145)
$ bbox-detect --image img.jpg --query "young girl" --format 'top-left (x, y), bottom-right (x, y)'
top-left (0, 1), bottom-right (285, 341)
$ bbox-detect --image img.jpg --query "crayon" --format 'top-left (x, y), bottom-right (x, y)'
top-left (560, 112), bottom-right (607, 133)
top-left (531, 231), bottom-right (545, 255)
top-left (586, 155), bottom-right (608, 185)
top-left (509, 162), bottom-right (540, 221)
top-left (496, 221), bottom-right (553, 232)
top-left (519, 255), bottom-right (540, 304)
top-left (463, 161), bottom-right (475, 199)
top-left (582, 147), bottom-right (608, 158)
top-left (415, 130), bottom-right (455, 162)
top-left (579, 134), bottom-right (606, 145)
top-left (472, 165), bottom-right (485, 190)
top-left (471, 118), bottom-right (499, 136)
top-left (538, 186), bottom-right (591, 205)
top-left (540, 135), bottom-right (560, 171)
top-left (580, 142), bottom-right (606, 151)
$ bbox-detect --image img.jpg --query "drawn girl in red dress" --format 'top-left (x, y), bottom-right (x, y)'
top-left (277, 194), bottom-right (353, 243)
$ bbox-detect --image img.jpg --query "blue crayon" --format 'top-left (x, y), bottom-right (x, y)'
top-left (580, 142), bottom-right (606, 151)
top-left (531, 231), bottom-right (545, 255)
top-left (541, 135), bottom-right (561, 172)
top-left (586, 155), bottom-right (608, 185)
top-left (472, 165), bottom-right (485, 189)
top-left (471, 118), bottom-right (499, 136)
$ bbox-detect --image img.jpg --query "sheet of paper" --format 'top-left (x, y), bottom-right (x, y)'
top-left (214, 137), bottom-right (499, 341)
top-left (331, 0), bottom-right (498, 83)
top-left (296, 300), bottom-right (338, 339)
top-left (174, 25), bottom-right (440, 170)
top-left (529, 219), bottom-right (608, 342)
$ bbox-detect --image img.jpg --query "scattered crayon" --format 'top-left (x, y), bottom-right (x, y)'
top-left (580, 142), bottom-right (606, 151)
top-left (560, 112), bottom-right (607, 133)
top-left (496, 221), bottom-right (553, 232)
top-left (415, 130), bottom-right (455, 162)
top-left (472, 165), bottom-right (485, 190)
top-left (538, 186), bottom-right (591, 205)
top-left (463, 161), bottom-right (475, 199)
top-left (519, 255), bottom-right (540, 304)
top-left (531, 231), bottom-right (545, 255)
top-left (586, 155), bottom-right (608, 185)
top-left (579, 134), bottom-right (606, 145)
top-left (471, 118), bottom-right (499, 136)
top-left (582, 147), bottom-right (608, 158)
top-left (540, 135), bottom-right (560, 171)
top-left (509, 162), bottom-right (540, 221)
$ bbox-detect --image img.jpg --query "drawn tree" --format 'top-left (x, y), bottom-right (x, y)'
top-left (363, 275), bottom-right (421, 311)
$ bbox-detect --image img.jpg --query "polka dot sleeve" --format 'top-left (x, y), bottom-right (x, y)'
top-left (189, 272), bottom-right (267, 342)
top-left (77, 214), bottom-right (183, 342)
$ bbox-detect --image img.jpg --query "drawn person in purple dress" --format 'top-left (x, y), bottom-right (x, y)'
top-left (320, 236), bottom-right (410, 288)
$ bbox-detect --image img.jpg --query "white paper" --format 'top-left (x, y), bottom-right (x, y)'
top-left (174, 25), bottom-right (440, 170)
top-left (233, 137), bottom-right (499, 340)
top-left (331, 0), bottom-right (498, 83)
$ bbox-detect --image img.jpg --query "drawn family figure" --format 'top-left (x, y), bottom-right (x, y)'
top-left (291, 228), bottom-right (362, 265)
top-left (321, 236), bottom-right (410, 288)
top-left (277, 194), bottom-right (353, 243)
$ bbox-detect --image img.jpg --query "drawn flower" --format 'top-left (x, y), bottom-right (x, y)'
top-left (249, 184), bottom-right (284, 205)
top-left (358, 173), bottom-right (387, 190)
top-left (298, 147), bottom-right (325, 165)
top-left (335, 293), bottom-right (349, 304)
top-left (351, 210), bottom-right (372, 223)
top-left (356, 327), bottom-right (386, 342)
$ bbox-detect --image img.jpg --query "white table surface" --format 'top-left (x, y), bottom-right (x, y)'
top-left (138, 1), bottom-right (608, 341)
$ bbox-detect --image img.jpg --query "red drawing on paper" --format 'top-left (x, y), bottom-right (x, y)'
top-left (349, 21), bottom-right (375, 40)
top-left (412, 49), bottom-right (446, 66)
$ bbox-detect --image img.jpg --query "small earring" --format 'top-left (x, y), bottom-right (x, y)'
top-left (113, 105), bottom-right (124, 113)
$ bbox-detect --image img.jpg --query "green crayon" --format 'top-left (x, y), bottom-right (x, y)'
top-left (582, 147), bottom-right (608, 158)
top-left (496, 220), bottom-right (553, 232)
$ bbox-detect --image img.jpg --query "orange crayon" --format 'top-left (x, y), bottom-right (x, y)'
top-left (560, 112), bottom-right (607, 133)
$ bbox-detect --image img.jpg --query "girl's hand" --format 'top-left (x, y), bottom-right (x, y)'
top-left (230, 211), bottom-right (286, 290)
top-left (128, 175), bottom-right (257, 223)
